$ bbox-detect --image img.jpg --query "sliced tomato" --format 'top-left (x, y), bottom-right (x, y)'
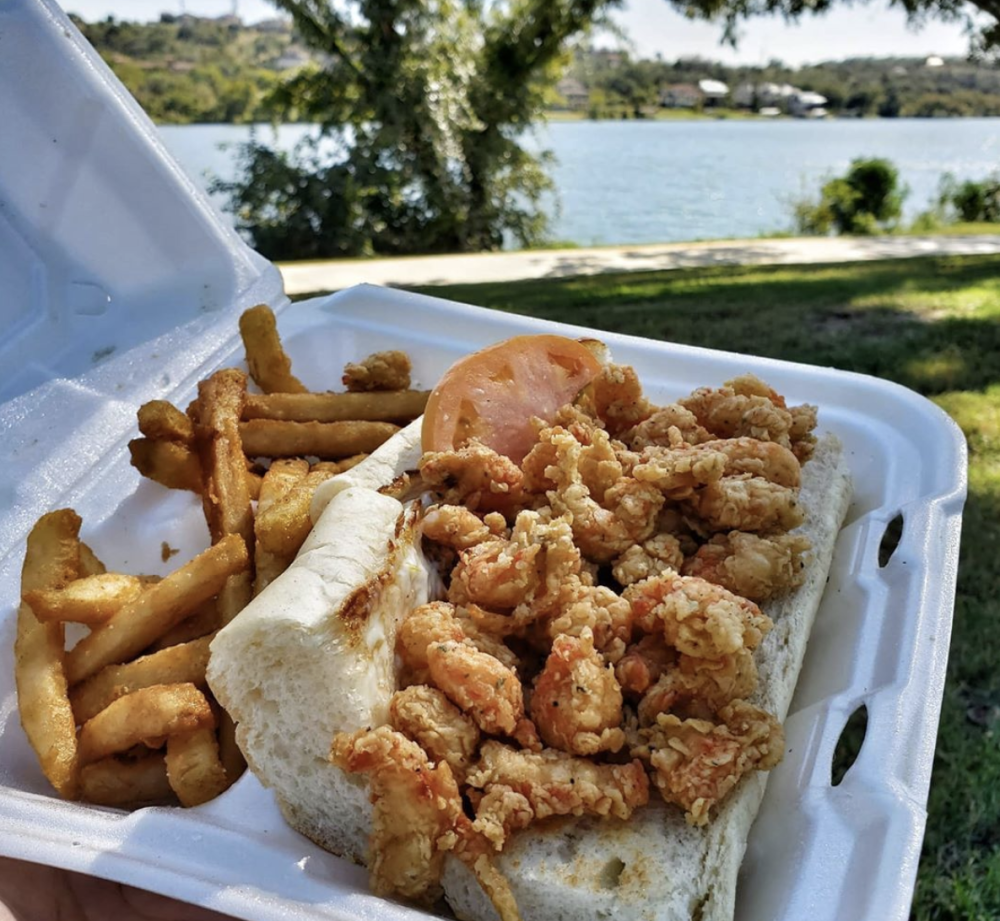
top-left (422, 334), bottom-right (603, 463)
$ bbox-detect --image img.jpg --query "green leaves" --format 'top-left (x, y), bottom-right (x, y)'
top-left (216, 0), bottom-right (618, 259)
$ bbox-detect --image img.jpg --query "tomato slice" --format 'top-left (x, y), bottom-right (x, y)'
top-left (422, 334), bottom-right (603, 463)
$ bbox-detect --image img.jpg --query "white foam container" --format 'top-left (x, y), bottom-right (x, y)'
top-left (0, 4), bottom-right (966, 921)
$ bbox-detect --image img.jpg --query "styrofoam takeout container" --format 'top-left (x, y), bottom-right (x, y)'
top-left (0, 4), bottom-right (966, 921)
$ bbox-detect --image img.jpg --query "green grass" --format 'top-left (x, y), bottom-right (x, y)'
top-left (407, 254), bottom-right (1000, 921)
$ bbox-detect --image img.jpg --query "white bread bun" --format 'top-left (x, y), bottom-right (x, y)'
top-left (309, 417), bottom-right (424, 524)
top-left (209, 433), bottom-right (852, 921)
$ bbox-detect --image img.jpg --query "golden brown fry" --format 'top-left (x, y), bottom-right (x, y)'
top-left (77, 682), bottom-right (215, 765)
top-left (334, 453), bottom-right (368, 472)
top-left (137, 400), bottom-right (195, 445)
top-left (165, 727), bottom-right (229, 807)
top-left (196, 369), bottom-right (254, 630)
top-left (146, 598), bottom-right (220, 652)
top-left (239, 304), bottom-right (307, 394)
top-left (79, 754), bottom-right (175, 808)
top-left (129, 439), bottom-right (203, 493)
top-left (243, 389), bottom-right (429, 423)
top-left (24, 573), bottom-right (145, 626)
top-left (255, 465), bottom-right (339, 559)
top-left (15, 510), bottom-right (82, 799)
top-left (70, 634), bottom-right (214, 725)
top-left (253, 459), bottom-right (309, 595)
top-left (239, 419), bottom-right (399, 459)
top-left (65, 534), bottom-right (248, 686)
top-left (216, 715), bottom-right (245, 789)
top-left (78, 542), bottom-right (106, 577)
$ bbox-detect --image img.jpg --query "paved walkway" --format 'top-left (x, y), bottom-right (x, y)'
top-left (277, 234), bottom-right (1000, 295)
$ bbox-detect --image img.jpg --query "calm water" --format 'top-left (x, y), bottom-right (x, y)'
top-left (159, 119), bottom-right (1000, 246)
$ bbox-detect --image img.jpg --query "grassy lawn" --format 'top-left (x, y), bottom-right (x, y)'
top-left (409, 254), bottom-right (1000, 921)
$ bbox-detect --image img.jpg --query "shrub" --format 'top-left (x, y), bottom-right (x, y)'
top-left (794, 158), bottom-right (906, 235)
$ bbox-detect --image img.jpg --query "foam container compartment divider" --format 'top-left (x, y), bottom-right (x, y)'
top-left (0, 4), bottom-right (967, 921)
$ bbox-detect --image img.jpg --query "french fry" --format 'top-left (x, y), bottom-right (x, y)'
top-left (137, 400), bottom-right (195, 445)
top-left (15, 510), bottom-right (82, 799)
top-left (77, 682), bottom-right (215, 765)
top-left (253, 459), bottom-right (309, 595)
top-left (255, 465), bottom-right (340, 559)
top-left (65, 533), bottom-right (248, 686)
top-left (147, 598), bottom-right (220, 653)
top-left (79, 754), bottom-right (175, 808)
top-left (70, 634), bottom-right (214, 725)
top-left (166, 727), bottom-right (229, 806)
top-left (24, 573), bottom-right (145, 626)
top-left (239, 419), bottom-right (399, 459)
top-left (78, 542), bottom-right (106, 577)
top-left (242, 389), bottom-right (429, 423)
top-left (239, 304), bottom-right (307, 394)
top-left (129, 438), bottom-right (203, 492)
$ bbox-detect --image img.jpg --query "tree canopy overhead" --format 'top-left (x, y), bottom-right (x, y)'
top-left (667, 0), bottom-right (1000, 56)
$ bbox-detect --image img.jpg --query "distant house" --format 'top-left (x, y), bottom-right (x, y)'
top-left (254, 18), bottom-right (292, 34)
top-left (789, 90), bottom-right (828, 118)
top-left (697, 78), bottom-right (729, 106)
top-left (925, 55), bottom-right (945, 68)
top-left (555, 77), bottom-right (590, 111)
top-left (660, 83), bottom-right (702, 108)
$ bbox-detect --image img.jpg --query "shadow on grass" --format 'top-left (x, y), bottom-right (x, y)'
top-left (414, 255), bottom-right (1000, 396)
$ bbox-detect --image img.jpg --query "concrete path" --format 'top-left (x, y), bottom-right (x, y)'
top-left (278, 234), bottom-right (1000, 295)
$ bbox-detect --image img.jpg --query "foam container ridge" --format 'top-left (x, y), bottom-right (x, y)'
top-left (0, 4), bottom-right (967, 921)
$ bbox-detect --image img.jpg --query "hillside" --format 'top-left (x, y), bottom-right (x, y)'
top-left (72, 13), bottom-right (1000, 124)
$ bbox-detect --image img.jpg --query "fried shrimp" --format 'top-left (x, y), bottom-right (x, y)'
top-left (679, 378), bottom-right (794, 447)
top-left (536, 577), bottom-right (633, 663)
top-left (467, 740), bottom-right (650, 850)
top-left (636, 649), bottom-right (758, 724)
top-left (389, 685), bottom-right (481, 781)
top-left (530, 628), bottom-right (626, 756)
top-left (622, 403), bottom-right (714, 448)
top-left (422, 504), bottom-right (507, 550)
top-left (704, 437), bottom-right (802, 489)
top-left (612, 533), bottom-right (684, 587)
top-left (635, 700), bottom-right (784, 826)
top-left (428, 641), bottom-right (524, 736)
top-left (684, 474), bottom-right (805, 533)
top-left (342, 350), bottom-right (412, 392)
top-left (615, 634), bottom-right (677, 697)
top-left (682, 531), bottom-right (812, 601)
top-left (631, 443), bottom-right (729, 497)
top-left (588, 364), bottom-right (654, 436)
top-left (419, 442), bottom-right (525, 515)
top-left (330, 726), bottom-right (463, 900)
top-left (624, 573), bottom-right (772, 659)
top-left (398, 601), bottom-right (468, 682)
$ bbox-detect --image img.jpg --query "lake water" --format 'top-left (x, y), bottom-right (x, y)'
top-left (158, 119), bottom-right (1000, 246)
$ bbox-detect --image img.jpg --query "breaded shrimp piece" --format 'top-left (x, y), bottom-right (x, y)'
top-left (624, 573), bottom-right (772, 659)
top-left (419, 442), bottom-right (525, 515)
top-left (631, 443), bottom-right (728, 497)
top-left (682, 530), bottom-right (812, 601)
top-left (704, 437), bottom-right (802, 489)
top-left (636, 648), bottom-right (758, 724)
top-left (684, 474), bottom-right (805, 533)
top-left (588, 364), bottom-right (654, 436)
top-left (536, 576), bottom-right (633, 663)
top-left (397, 601), bottom-right (467, 682)
top-left (679, 378), bottom-right (794, 447)
top-left (342, 350), bottom-right (412, 392)
top-left (330, 726), bottom-right (463, 901)
top-left (623, 403), bottom-right (714, 449)
top-left (612, 533), bottom-right (684, 587)
top-left (448, 538), bottom-right (542, 611)
top-left (636, 700), bottom-right (784, 825)
top-left (428, 641), bottom-right (524, 736)
top-left (530, 628), bottom-right (626, 756)
top-left (389, 685), bottom-right (481, 781)
top-left (467, 740), bottom-right (650, 850)
top-left (422, 504), bottom-right (507, 550)
top-left (615, 634), bottom-right (678, 696)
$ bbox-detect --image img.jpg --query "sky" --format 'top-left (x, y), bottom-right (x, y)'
top-left (58, 0), bottom-right (975, 67)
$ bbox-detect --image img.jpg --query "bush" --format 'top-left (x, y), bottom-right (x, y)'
top-left (948, 175), bottom-right (1000, 223)
top-left (794, 158), bottom-right (906, 235)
